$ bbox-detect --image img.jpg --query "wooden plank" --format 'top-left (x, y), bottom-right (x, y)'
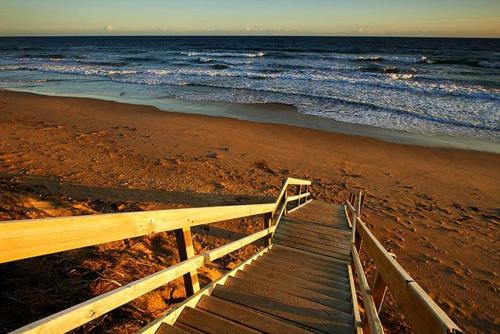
top-left (173, 323), bottom-right (205, 334)
top-left (213, 284), bottom-right (355, 334)
top-left (287, 192), bottom-right (311, 202)
top-left (138, 247), bottom-right (271, 334)
top-left (258, 252), bottom-right (349, 278)
top-left (175, 227), bottom-right (200, 296)
top-left (197, 295), bottom-right (314, 334)
top-left (271, 244), bottom-right (350, 265)
top-left (351, 245), bottom-right (384, 334)
top-left (276, 223), bottom-right (352, 248)
top-left (240, 264), bottom-right (352, 301)
top-left (267, 245), bottom-right (350, 269)
top-left (236, 270), bottom-right (353, 313)
top-left (281, 218), bottom-right (352, 237)
top-left (204, 226), bottom-right (276, 262)
top-left (247, 259), bottom-right (350, 293)
top-left (286, 177), bottom-right (312, 186)
top-left (156, 323), bottom-right (191, 334)
top-left (273, 229), bottom-right (351, 255)
top-left (263, 213), bottom-right (272, 246)
top-left (357, 218), bottom-right (463, 334)
top-left (10, 255), bottom-right (205, 334)
top-left (225, 276), bottom-right (353, 323)
top-left (176, 307), bottom-right (261, 334)
top-left (0, 203), bottom-right (275, 263)
top-left (273, 236), bottom-right (352, 263)
top-left (260, 250), bottom-right (349, 276)
top-left (348, 265), bottom-right (363, 334)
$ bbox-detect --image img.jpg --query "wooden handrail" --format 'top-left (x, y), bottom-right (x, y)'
top-left (2, 177), bottom-right (311, 334)
top-left (0, 203), bottom-right (276, 264)
top-left (351, 245), bottom-right (385, 334)
top-left (345, 195), bottom-right (463, 334)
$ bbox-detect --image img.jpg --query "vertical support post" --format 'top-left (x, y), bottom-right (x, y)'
top-left (263, 213), bottom-right (272, 246)
top-left (371, 271), bottom-right (388, 313)
top-left (297, 185), bottom-right (302, 207)
top-left (351, 197), bottom-right (358, 245)
top-left (355, 191), bottom-right (363, 252)
top-left (284, 183), bottom-right (288, 216)
top-left (175, 227), bottom-right (200, 297)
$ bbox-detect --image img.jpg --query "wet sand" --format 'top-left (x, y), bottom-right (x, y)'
top-left (0, 90), bottom-right (499, 333)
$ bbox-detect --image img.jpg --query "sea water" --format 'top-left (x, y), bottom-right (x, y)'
top-left (0, 36), bottom-right (498, 142)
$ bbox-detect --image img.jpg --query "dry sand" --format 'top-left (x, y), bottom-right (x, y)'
top-left (0, 90), bottom-right (498, 333)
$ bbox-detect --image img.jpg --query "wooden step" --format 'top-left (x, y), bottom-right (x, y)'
top-left (260, 250), bottom-right (349, 276)
top-left (267, 246), bottom-right (350, 270)
top-left (275, 223), bottom-right (352, 249)
top-left (278, 217), bottom-right (351, 238)
top-left (236, 270), bottom-right (353, 313)
top-left (241, 263), bottom-right (352, 300)
top-left (224, 276), bottom-right (354, 324)
top-left (256, 254), bottom-right (350, 283)
top-left (176, 307), bottom-right (261, 334)
top-left (212, 284), bottom-right (355, 334)
top-left (197, 295), bottom-right (314, 334)
top-left (273, 237), bottom-right (352, 263)
top-left (173, 323), bottom-right (205, 334)
top-left (156, 323), bottom-right (192, 334)
top-left (273, 230), bottom-right (351, 257)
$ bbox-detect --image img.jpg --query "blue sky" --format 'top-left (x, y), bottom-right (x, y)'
top-left (1, 0), bottom-right (499, 37)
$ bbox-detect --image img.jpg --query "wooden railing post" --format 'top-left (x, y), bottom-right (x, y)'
top-left (297, 185), bottom-right (302, 207)
top-left (284, 184), bottom-right (288, 216)
top-left (371, 271), bottom-right (388, 313)
top-left (263, 213), bottom-right (273, 246)
top-left (175, 227), bottom-right (200, 297)
top-left (355, 191), bottom-right (363, 252)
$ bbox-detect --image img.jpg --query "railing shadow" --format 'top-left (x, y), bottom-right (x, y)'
top-left (1, 173), bottom-right (274, 209)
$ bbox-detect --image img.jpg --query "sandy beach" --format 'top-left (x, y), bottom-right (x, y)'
top-left (0, 90), bottom-right (499, 334)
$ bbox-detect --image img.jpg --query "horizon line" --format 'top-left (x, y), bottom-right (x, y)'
top-left (1, 34), bottom-right (499, 39)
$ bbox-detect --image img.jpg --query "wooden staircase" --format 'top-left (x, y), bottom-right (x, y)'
top-left (1, 177), bottom-right (463, 334)
top-left (158, 201), bottom-right (356, 334)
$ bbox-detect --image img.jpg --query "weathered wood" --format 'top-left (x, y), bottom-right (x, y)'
top-left (274, 228), bottom-right (351, 252)
top-left (263, 212), bottom-right (272, 246)
top-left (138, 247), bottom-right (271, 334)
top-left (348, 265), bottom-right (364, 334)
top-left (357, 217), bottom-right (463, 334)
top-left (273, 236), bottom-right (352, 263)
top-left (0, 203), bottom-right (276, 263)
top-left (177, 307), bottom-right (261, 334)
top-left (236, 270), bottom-right (353, 313)
top-left (197, 295), bottom-right (313, 334)
top-left (156, 323), bottom-right (191, 334)
top-left (351, 245), bottom-right (385, 334)
top-left (174, 322), bottom-right (205, 334)
top-left (241, 263), bottom-right (352, 300)
top-left (213, 284), bottom-right (355, 334)
top-left (175, 227), bottom-right (200, 297)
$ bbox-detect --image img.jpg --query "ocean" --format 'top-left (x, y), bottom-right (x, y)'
top-left (0, 36), bottom-right (499, 141)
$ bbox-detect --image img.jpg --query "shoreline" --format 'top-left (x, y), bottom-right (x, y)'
top-left (3, 87), bottom-right (499, 154)
top-left (1, 90), bottom-right (499, 334)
